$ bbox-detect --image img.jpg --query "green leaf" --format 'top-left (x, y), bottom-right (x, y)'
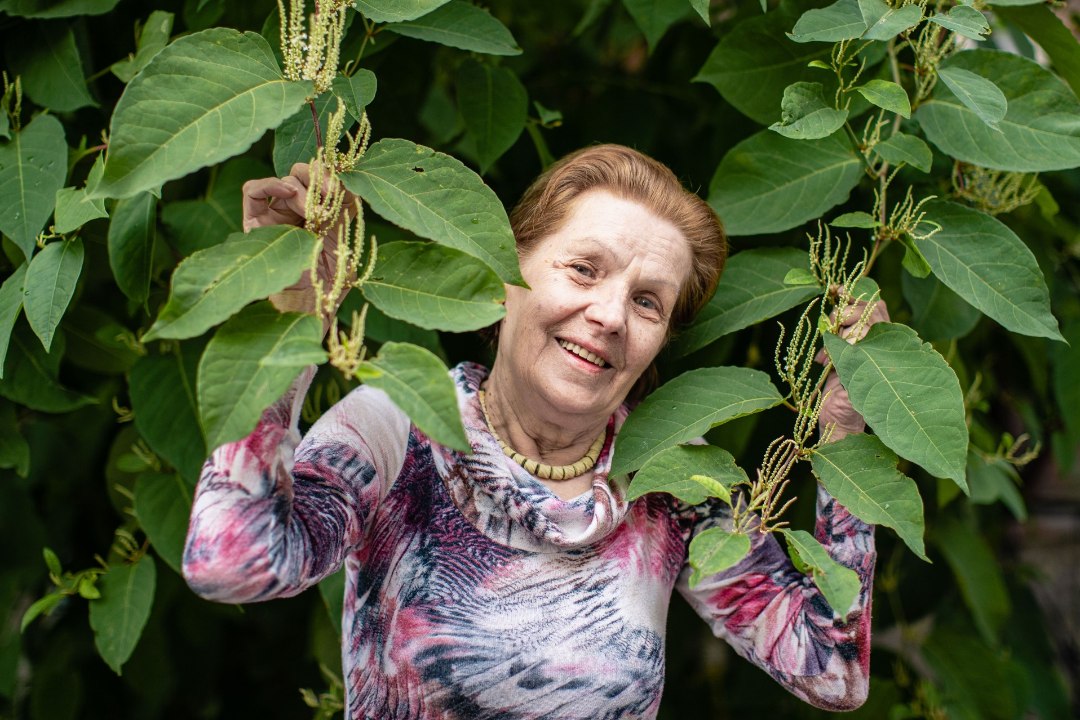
top-left (831, 210), bottom-right (877, 228)
top-left (696, 0), bottom-right (835, 124)
top-left (88, 556), bottom-right (156, 675)
top-left (353, 0), bottom-right (451, 23)
top-left (357, 341), bottom-right (468, 451)
top-left (708, 129), bottom-right (862, 236)
top-left (111, 10), bottom-right (174, 83)
top-left (874, 132), bottom-right (932, 172)
top-left (687, 528), bottom-right (751, 587)
top-left (23, 239), bottom-right (84, 353)
top-left (916, 49), bottom-right (1080, 172)
top-left (621, 0), bottom-right (688, 52)
top-left (936, 66), bottom-right (1007, 129)
top-left (689, 0), bottom-right (709, 24)
top-left (107, 192), bottom-right (157, 306)
top-left (20, 593), bottom-right (63, 633)
top-left (928, 5), bottom-right (989, 41)
top-left (361, 241), bottom-right (505, 332)
top-left (673, 247), bottom-right (819, 356)
top-left (0, 0), bottom-right (120, 17)
top-left (854, 79), bottom-right (910, 118)
top-left (197, 303), bottom-right (326, 450)
top-left (455, 59), bottom-right (528, 174)
top-left (332, 70), bottom-right (378, 123)
top-left (899, 234), bottom-right (932, 278)
top-left (0, 325), bottom-right (94, 412)
top-left (934, 516), bottom-right (1010, 645)
top-left (0, 264), bottom-right (26, 378)
top-left (273, 93), bottom-right (340, 177)
top-left (781, 529), bottom-right (861, 616)
top-left (385, 1), bottom-right (521, 55)
top-left (611, 366), bottom-right (784, 475)
top-left (134, 473), bottom-right (193, 575)
top-left (966, 451), bottom-right (1026, 521)
top-left (0, 114), bottom-right (68, 262)
top-left (339, 138), bottom-right (523, 285)
top-left (627, 444), bottom-right (748, 504)
top-left (7, 21), bottom-right (96, 112)
top-left (354, 299), bottom-right (446, 361)
top-left (901, 271), bottom-right (981, 342)
top-left (0, 398), bottom-right (29, 477)
top-left (783, 267), bottom-right (819, 285)
top-left (923, 622), bottom-right (1017, 720)
top-left (62, 305), bottom-right (141, 375)
top-left (823, 323), bottom-right (969, 484)
top-left (318, 568), bottom-right (346, 635)
top-left (858, 0), bottom-right (922, 40)
top-left (43, 547), bottom-right (62, 576)
top-left (143, 225), bottom-right (320, 342)
top-left (161, 156), bottom-right (269, 255)
top-left (918, 200), bottom-right (1062, 341)
top-left (130, 343), bottom-right (208, 484)
top-left (789, 0), bottom-right (865, 43)
top-left (769, 82), bottom-right (849, 140)
top-left (811, 434), bottom-right (927, 560)
top-left (94, 28), bottom-right (312, 199)
top-left (54, 156), bottom-right (109, 234)
top-left (994, 4), bottom-right (1080, 98)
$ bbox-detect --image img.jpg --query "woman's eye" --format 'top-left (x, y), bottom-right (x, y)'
top-left (635, 296), bottom-right (657, 311)
top-left (572, 264), bottom-right (593, 277)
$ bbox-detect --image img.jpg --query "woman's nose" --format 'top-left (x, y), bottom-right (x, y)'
top-left (583, 289), bottom-right (628, 335)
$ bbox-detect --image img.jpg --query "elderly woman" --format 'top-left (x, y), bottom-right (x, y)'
top-left (182, 145), bottom-right (877, 719)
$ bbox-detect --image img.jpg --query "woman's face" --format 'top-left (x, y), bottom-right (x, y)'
top-left (496, 189), bottom-right (692, 421)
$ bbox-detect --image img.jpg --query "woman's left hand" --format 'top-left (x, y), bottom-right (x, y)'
top-left (816, 296), bottom-right (891, 441)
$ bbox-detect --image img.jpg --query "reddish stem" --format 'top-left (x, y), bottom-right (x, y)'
top-left (310, 100), bottom-right (323, 148)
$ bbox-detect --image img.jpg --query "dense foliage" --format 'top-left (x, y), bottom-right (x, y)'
top-left (1, 0), bottom-right (1078, 717)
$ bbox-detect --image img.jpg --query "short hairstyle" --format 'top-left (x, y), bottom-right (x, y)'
top-left (509, 144), bottom-right (728, 333)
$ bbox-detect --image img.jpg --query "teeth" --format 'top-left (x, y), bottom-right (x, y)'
top-left (558, 339), bottom-right (607, 368)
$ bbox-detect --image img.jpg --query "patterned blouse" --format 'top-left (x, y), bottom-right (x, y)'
top-left (183, 362), bottom-right (875, 719)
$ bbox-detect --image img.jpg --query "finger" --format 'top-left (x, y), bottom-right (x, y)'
top-left (243, 177), bottom-right (297, 202)
top-left (289, 162), bottom-right (311, 189)
top-left (278, 175), bottom-right (309, 219)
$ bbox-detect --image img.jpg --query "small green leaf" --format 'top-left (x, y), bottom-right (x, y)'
top-left (934, 516), bottom-right (1010, 645)
top-left (54, 156), bottom-right (109, 234)
top-left (63, 306), bottom-right (141, 375)
top-left (621, 0), bottom-right (688, 52)
top-left (88, 556), bottom-right (157, 675)
top-left (0, 264), bottom-right (27, 378)
top-left (611, 367), bottom-right (784, 475)
top-left (782, 529), bottom-right (861, 616)
top-left (43, 547), bottom-right (62, 576)
top-left (107, 192), bottom-right (158, 306)
top-left (77, 576), bottom-right (101, 600)
top-left (332, 69), bottom-right (378, 123)
top-left (197, 303), bottom-right (326, 450)
top-left (143, 225), bottom-right (320, 342)
top-left (769, 81), bottom-right (849, 140)
top-left (0, 114), bottom-right (68, 261)
top-left (358, 341), bottom-right (468, 451)
top-left (689, 0), bottom-right (709, 24)
top-left (353, 0), bottom-right (451, 23)
top-left (928, 5), bottom-right (989, 41)
top-left (20, 593), bottom-right (63, 633)
top-left (966, 451), bottom-right (1026, 521)
top-left (688, 527), bottom-right (751, 587)
top-left (455, 59), bottom-right (528, 174)
top-left (874, 132), bottom-right (933, 172)
top-left (627, 444), bottom-right (748, 504)
top-left (823, 323), bottom-right (969, 484)
top-left (384, 1), bottom-right (521, 55)
top-left (23, 239), bottom-right (84, 353)
top-left (339, 138), bottom-right (523, 285)
top-left (899, 234), bottom-right (932, 278)
top-left (831, 210), bottom-right (877, 228)
top-left (7, 21), bottom-right (96, 112)
top-left (111, 10), bottom-right (175, 82)
top-left (937, 66), bottom-right (1007, 129)
top-left (854, 79), bottom-right (910, 118)
top-left (134, 473), bottom-right (193, 575)
top-left (789, 0), bottom-right (865, 43)
top-left (783, 267), bottom-right (819, 285)
top-left (811, 434), bottom-right (927, 560)
top-left (859, 0), bottom-right (922, 40)
top-left (361, 241), bottom-right (505, 332)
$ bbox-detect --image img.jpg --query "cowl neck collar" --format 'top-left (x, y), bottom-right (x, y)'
top-left (430, 362), bottom-right (631, 553)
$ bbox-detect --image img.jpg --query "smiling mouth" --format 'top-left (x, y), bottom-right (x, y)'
top-left (557, 339), bottom-right (609, 368)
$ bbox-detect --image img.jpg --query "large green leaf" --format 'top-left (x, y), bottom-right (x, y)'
top-left (994, 5), bottom-right (1080, 98)
top-left (823, 323), bottom-right (968, 484)
top-left (361, 241), bottom-right (505, 332)
top-left (621, 0), bottom-right (688, 52)
top-left (854, 79), bottom-right (910, 118)
top-left (161, 156), bottom-right (269, 255)
top-left (858, 0), bottom-right (922, 41)
top-left (354, 0), bottom-right (451, 23)
top-left (918, 200), bottom-right (1062, 341)
top-left (197, 303), bottom-right (326, 450)
top-left (687, 528), bottom-right (751, 587)
top-left (674, 247), bottom-right (819, 357)
top-left (0, 265), bottom-right (26, 378)
top-left (130, 343), bottom-right (208, 484)
top-left (385, 1), bottom-right (521, 55)
top-left (107, 192), bottom-right (157, 306)
top-left (936, 67), bottom-right (1007, 129)
top-left (695, 0), bottom-right (834, 125)
top-left (934, 516), bottom-right (1010, 645)
top-left (923, 623), bottom-right (1017, 720)
top-left (332, 70), bottom-right (378, 123)
top-left (873, 132), bottom-right (932, 172)
top-left (339, 138), bottom-right (522, 284)
top-left (7, 21), bottom-right (96, 112)
top-left (0, 114), bottom-right (68, 261)
top-left (357, 341), bottom-right (468, 451)
top-left (901, 271), bottom-right (981, 342)
top-left (782, 529), bottom-right (861, 616)
top-left (769, 82), bottom-right (848, 140)
top-left (811, 434), bottom-right (927, 560)
top-left (928, 5), bottom-right (989, 41)
top-left (54, 155), bottom-right (108, 234)
top-left (23, 238), bottom-right (84, 353)
top-left (916, 50), bottom-right (1080, 172)
top-left (94, 28), bottom-right (311, 199)
top-left (611, 367), bottom-right (783, 475)
top-left (143, 225), bottom-right (320, 342)
top-left (455, 59), bottom-right (527, 175)
top-left (272, 93), bottom-right (339, 177)
top-left (788, 0), bottom-right (865, 43)
top-left (0, 0), bottom-right (120, 17)
top-left (134, 473), bottom-right (192, 575)
top-left (88, 556), bottom-right (156, 675)
top-left (110, 10), bottom-right (174, 83)
top-left (627, 444), bottom-right (747, 504)
top-left (708, 130), bottom-right (861, 236)
top-left (0, 325), bottom-right (93, 412)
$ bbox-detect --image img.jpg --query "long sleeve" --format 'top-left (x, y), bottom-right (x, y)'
top-left (676, 484), bottom-right (875, 711)
top-left (182, 368), bottom-right (411, 604)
